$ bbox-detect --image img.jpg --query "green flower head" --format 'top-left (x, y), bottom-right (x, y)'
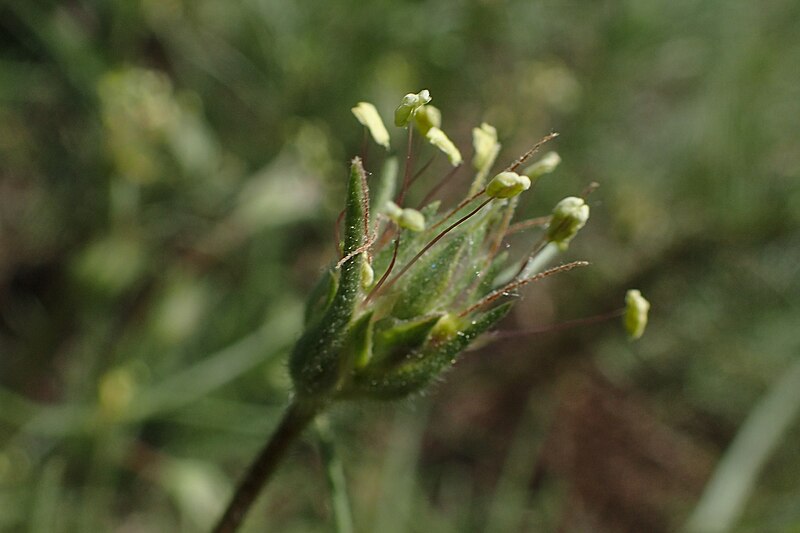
top-left (290, 92), bottom-right (590, 403)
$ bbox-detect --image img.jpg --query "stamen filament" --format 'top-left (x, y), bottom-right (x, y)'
top-left (395, 127), bottom-right (415, 206)
top-left (459, 260), bottom-right (589, 317)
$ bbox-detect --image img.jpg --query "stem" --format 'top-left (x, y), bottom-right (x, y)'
top-left (316, 417), bottom-right (355, 533)
top-left (212, 400), bottom-right (322, 533)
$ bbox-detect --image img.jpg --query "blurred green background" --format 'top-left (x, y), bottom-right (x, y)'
top-left (1, 0), bottom-right (799, 531)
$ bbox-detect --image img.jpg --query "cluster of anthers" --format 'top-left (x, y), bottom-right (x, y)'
top-left (289, 89), bottom-right (649, 404)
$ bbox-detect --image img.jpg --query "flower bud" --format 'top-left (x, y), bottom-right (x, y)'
top-left (351, 102), bottom-right (390, 149)
top-left (426, 127), bottom-right (462, 166)
top-left (413, 104), bottom-right (441, 136)
top-left (523, 151), bottom-right (561, 179)
top-left (486, 171), bottom-right (531, 199)
top-left (394, 89), bottom-right (432, 127)
top-left (385, 201), bottom-right (426, 232)
top-left (398, 208), bottom-right (426, 232)
top-left (624, 289), bottom-right (650, 340)
top-left (384, 200), bottom-right (403, 220)
top-left (546, 196), bottom-right (589, 249)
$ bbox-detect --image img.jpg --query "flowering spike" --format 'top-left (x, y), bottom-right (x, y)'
top-left (394, 89), bottom-right (432, 127)
top-left (351, 102), bottom-right (390, 149)
top-left (624, 289), bottom-right (650, 340)
top-left (523, 151), bottom-right (561, 179)
top-left (486, 171), bottom-right (531, 199)
top-left (546, 196), bottom-right (590, 250)
top-left (425, 127), bottom-right (462, 166)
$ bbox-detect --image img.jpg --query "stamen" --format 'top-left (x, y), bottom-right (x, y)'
top-left (512, 236), bottom-right (549, 279)
top-left (360, 128), bottom-right (369, 165)
top-left (459, 260), bottom-right (589, 317)
top-left (408, 155), bottom-right (436, 189)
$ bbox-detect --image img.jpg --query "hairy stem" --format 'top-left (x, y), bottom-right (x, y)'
top-left (212, 399), bottom-right (322, 533)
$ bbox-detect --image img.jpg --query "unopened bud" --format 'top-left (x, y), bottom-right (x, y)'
top-left (413, 104), bottom-right (441, 136)
top-left (486, 171), bottom-right (531, 199)
top-left (523, 151), bottom-right (561, 179)
top-left (426, 127), bottom-right (463, 166)
top-left (394, 89), bottom-right (432, 127)
top-left (384, 200), bottom-right (403, 219)
top-left (351, 102), bottom-right (390, 149)
top-left (546, 196), bottom-right (589, 249)
top-left (398, 208), bottom-right (426, 232)
top-left (385, 201), bottom-right (426, 232)
top-left (623, 289), bottom-right (650, 340)
top-left (430, 313), bottom-right (460, 341)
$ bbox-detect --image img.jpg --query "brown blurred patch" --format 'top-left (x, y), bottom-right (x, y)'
top-left (540, 372), bottom-right (713, 533)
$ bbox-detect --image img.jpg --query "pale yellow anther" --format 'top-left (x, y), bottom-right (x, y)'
top-left (413, 104), bottom-right (441, 136)
top-left (624, 289), bottom-right (650, 340)
top-left (351, 102), bottom-right (390, 149)
top-left (426, 127), bottom-right (462, 166)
